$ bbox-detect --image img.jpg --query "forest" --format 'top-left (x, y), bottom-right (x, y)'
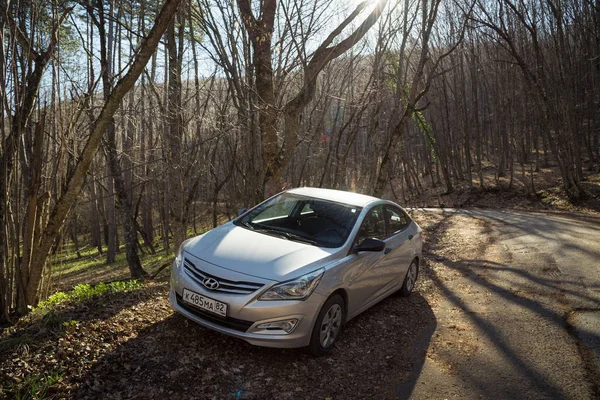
top-left (0, 0), bottom-right (598, 322)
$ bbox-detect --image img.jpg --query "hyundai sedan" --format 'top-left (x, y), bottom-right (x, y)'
top-left (169, 187), bottom-right (422, 355)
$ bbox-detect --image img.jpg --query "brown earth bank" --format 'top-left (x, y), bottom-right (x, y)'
top-left (393, 167), bottom-right (600, 216)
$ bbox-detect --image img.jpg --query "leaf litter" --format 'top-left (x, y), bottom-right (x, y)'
top-left (1, 213), bottom-right (446, 399)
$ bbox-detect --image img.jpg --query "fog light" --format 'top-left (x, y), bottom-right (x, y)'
top-left (256, 319), bottom-right (299, 333)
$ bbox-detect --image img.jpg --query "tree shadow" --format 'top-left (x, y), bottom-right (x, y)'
top-left (410, 209), bottom-right (599, 398)
top-left (73, 291), bottom-right (436, 399)
top-left (463, 260), bottom-right (600, 305)
top-left (425, 252), bottom-right (599, 398)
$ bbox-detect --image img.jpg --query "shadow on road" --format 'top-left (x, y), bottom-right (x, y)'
top-left (464, 209), bottom-right (600, 275)
top-left (419, 210), bottom-right (600, 398)
top-left (434, 256), bottom-right (599, 396)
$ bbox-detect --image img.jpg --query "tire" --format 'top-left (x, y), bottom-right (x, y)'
top-left (399, 259), bottom-right (419, 297)
top-left (308, 294), bottom-right (345, 357)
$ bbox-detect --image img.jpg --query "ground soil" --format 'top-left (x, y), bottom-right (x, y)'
top-left (1, 166), bottom-right (598, 399)
top-left (1, 209), bottom-right (598, 399)
top-left (0, 214), bottom-right (449, 399)
top-left (394, 166), bottom-right (600, 216)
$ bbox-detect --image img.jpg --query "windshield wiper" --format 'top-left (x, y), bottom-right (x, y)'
top-left (277, 231), bottom-right (318, 245)
top-left (260, 230), bottom-right (291, 241)
top-left (239, 220), bottom-right (255, 230)
top-left (249, 225), bottom-right (317, 245)
top-left (240, 222), bottom-right (289, 241)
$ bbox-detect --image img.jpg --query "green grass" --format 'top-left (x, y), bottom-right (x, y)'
top-left (45, 217), bottom-right (223, 297)
top-left (42, 310), bottom-right (70, 330)
top-left (11, 368), bottom-right (63, 400)
top-left (47, 216), bottom-right (220, 288)
top-left (1, 281), bottom-right (144, 357)
top-left (61, 319), bottom-right (79, 334)
top-left (17, 280), bottom-right (145, 331)
top-left (35, 280), bottom-right (143, 315)
top-left (49, 243), bottom-right (174, 292)
top-left (0, 333), bottom-right (35, 353)
top-left (51, 245), bottom-right (170, 277)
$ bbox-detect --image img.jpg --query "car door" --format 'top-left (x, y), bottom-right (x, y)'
top-left (345, 205), bottom-right (390, 316)
top-left (378, 205), bottom-right (413, 284)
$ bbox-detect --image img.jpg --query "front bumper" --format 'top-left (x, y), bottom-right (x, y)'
top-left (169, 256), bottom-right (326, 348)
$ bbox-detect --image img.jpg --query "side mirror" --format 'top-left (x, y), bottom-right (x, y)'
top-left (352, 238), bottom-right (385, 254)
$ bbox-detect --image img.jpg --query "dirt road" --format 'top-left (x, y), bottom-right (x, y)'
top-left (408, 209), bottom-right (600, 399)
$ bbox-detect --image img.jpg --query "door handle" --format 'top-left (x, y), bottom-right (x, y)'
top-left (408, 235), bottom-right (414, 241)
top-left (384, 248), bottom-right (392, 254)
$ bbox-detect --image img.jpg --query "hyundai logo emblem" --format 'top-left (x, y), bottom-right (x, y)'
top-left (203, 277), bottom-right (219, 290)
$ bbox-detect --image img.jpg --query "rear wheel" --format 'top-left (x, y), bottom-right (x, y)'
top-left (399, 259), bottom-right (419, 297)
top-left (308, 294), bottom-right (344, 356)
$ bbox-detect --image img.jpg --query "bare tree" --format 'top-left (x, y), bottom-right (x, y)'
top-left (237, 0), bottom-right (389, 197)
top-left (1, 0), bottom-right (182, 314)
top-left (471, 0), bottom-right (589, 199)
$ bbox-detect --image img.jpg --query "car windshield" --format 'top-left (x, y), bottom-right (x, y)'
top-left (234, 193), bottom-right (362, 248)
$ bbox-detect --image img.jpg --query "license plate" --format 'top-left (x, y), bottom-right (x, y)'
top-left (182, 288), bottom-right (228, 317)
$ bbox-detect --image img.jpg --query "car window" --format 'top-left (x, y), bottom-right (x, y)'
top-left (300, 202), bottom-right (314, 215)
top-left (355, 205), bottom-right (386, 244)
top-left (385, 205), bottom-right (410, 236)
top-left (235, 193), bottom-right (361, 248)
top-left (252, 195), bottom-right (297, 222)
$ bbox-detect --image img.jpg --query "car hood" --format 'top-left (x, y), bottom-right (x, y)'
top-left (184, 222), bottom-right (340, 282)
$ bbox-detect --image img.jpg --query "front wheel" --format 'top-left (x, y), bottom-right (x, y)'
top-left (308, 294), bottom-right (345, 357)
top-left (399, 259), bottom-right (419, 297)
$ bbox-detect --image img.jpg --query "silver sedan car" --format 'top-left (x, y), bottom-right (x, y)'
top-left (169, 187), bottom-right (422, 355)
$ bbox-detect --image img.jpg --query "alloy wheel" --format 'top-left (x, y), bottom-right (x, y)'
top-left (406, 262), bottom-right (417, 292)
top-left (320, 303), bottom-right (342, 348)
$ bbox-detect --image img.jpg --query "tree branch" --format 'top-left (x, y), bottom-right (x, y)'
top-left (26, 0), bottom-right (183, 306)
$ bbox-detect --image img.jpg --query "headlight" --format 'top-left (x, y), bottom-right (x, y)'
top-left (259, 268), bottom-right (324, 301)
top-left (174, 240), bottom-right (190, 270)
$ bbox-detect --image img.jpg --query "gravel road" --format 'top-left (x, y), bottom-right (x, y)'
top-left (408, 208), bottom-right (600, 399)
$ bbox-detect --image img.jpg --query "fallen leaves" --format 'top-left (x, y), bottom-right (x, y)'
top-left (0, 214), bottom-right (463, 399)
top-left (0, 276), bottom-right (436, 399)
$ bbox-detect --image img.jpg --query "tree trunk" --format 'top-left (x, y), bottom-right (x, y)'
top-left (105, 128), bottom-right (147, 277)
top-left (89, 0), bottom-right (146, 275)
top-left (237, 0), bottom-right (388, 198)
top-left (88, 169), bottom-right (103, 254)
top-left (166, 16), bottom-right (186, 249)
top-left (23, 0), bottom-right (182, 309)
top-left (2, 5), bottom-right (73, 313)
top-left (105, 161), bottom-right (117, 263)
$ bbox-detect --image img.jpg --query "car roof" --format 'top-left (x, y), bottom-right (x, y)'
top-left (286, 187), bottom-right (380, 208)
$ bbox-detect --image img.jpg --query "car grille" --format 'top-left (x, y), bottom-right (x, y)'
top-left (183, 258), bottom-right (264, 295)
top-left (175, 293), bottom-right (254, 332)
